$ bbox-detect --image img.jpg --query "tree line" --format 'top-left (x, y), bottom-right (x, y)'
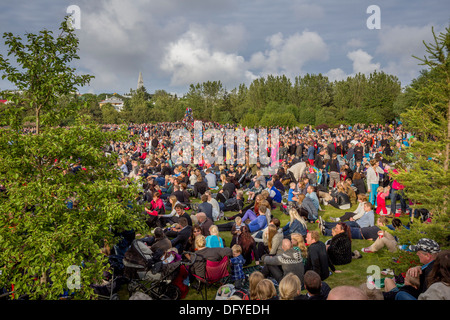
top-left (89, 70), bottom-right (406, 127)
top-left (2, 68), bottom-right (430, 129)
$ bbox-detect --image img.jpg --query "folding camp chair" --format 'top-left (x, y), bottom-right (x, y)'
top-left (193, 256), bottom-right (230, 300)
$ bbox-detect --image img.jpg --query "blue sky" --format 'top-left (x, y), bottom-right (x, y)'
top-left (0, 0), bottom-right (449, 95)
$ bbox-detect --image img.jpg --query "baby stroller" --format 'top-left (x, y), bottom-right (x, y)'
top-left (90, 255), bottom-right (128, 300)
top-left (123, 239), bottom-right (195, 300)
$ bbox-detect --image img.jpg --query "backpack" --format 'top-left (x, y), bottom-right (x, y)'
top-left (224, 198), bottom-right (241, 211)
top-left (232, 287), bottom-right (250, 300)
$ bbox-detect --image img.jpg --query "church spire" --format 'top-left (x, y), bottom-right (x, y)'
top-left (137, 71), bottom-right (144, 90)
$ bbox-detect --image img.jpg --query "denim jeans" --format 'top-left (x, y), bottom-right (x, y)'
top-left (390, 189), bottom-right (408, 213)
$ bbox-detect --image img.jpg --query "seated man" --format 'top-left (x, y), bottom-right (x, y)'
top-left (383, 271), bottom-right (420, 300)
top-left (320, 202), bottom-right (374, 235)
top-left (172, 203), bottom-right (193, 226)
top-left (296, 270), bottom-right (331, 300)
top-left (165, 217), bottom-right (192, 253)
top-left (262, 238), bottom-right (304, 284)
top-left (194, 212), bottom-right (214, 237)
top-left (197, 194), bottom-right (214, 222)
top-left (140, 227), bottom-right (172, 253)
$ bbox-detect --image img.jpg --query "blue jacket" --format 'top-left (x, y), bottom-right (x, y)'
top-left (283, 219), bottom-right (307, 236)
top-left (271, 186), bottom-right (282, 203)
top-left (248, 215), bottom-right (268, 233)
top-left (306, 192), bottom-right (320, 210)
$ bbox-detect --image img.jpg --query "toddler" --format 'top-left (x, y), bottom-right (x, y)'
top-left (376, 185), bottom-right (390, 216)
top-left (230, 245), bottom-right (246, 288)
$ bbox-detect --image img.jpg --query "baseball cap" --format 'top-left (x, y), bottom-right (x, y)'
top-left (409, 238), bottom-right (440, 254)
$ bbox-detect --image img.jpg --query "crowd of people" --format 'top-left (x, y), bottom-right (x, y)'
top-left (97, 120), bottom-right (447, 300)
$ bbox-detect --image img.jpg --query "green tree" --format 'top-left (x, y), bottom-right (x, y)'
top-left (362, 71), bottom-right (401, 124)
top-left (384, 26), bottom-right (450, 273)
top-left (0, 17), bottom-right (145, 300)
top-left (394, 26), bottom-right (450, 215)
top-left (101, 103), bottom-right (122, 124)
top-left (0, 18), bottom-right (93, 134)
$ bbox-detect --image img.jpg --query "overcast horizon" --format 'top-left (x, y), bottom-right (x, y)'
top-left (1, 0), bottom-right (449, 96)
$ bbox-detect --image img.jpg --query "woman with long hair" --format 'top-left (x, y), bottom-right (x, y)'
top-left (248, 271), bottom-right (265, 300)
top-left (237, 224), bottom-right (256, 266)
top-left (326, 222), bottom-right (352, 266)
top-left (290, 233), bottom-right (308, 264)
top-left (282, 208), bottom-right (307, 239)
top-left (419, 250), bottom-right (450, 300)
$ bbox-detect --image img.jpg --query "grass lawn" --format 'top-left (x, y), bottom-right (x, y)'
top-left (180, 191), bottom-right (410, 300)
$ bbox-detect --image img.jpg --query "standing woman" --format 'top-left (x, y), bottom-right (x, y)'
top-left (327, 153), bottom-right (340, 189)
top-left (366, 159), bottom-right (385, 206)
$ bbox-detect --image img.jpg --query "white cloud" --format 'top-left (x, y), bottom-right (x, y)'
top-left (325, 49), bottom-right (380, 82)
top-left (161, 28), bottom-right (329, 88)
top-left (325, 68), bottom-right (348, 82)
top-left (249, 30), bottom-right (329, 77)
top-left (347, 49), bottom-right (380, 74)
top-left (376, 24), bottom-right (437, 58)
top-left (160, 26), bottom-right (255, 88)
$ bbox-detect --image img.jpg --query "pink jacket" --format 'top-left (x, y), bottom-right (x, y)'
top-left (391, 169), bottom-right (405, 190)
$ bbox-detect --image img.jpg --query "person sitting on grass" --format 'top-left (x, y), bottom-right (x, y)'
top-left (287, 182), bottom-right (299, 205)
top-left (325, 222), bottom-right (352, 267)
top-left (262, 238), bottom-right (305, 286)
top-left (383, 270), bottom-right (421, 300)
top-left (246, 180), bottom-right (263, 202)
top-left (320, 202), bottom-right (374, 235)
top-left (205, 225), bottom-right (224, 248)
top-left (297, 270), bottom-right (331, 300)
top-left (282, 208), bottom-right (308, 240)
top-left (305, 230), bottom-right (335, 281)
top-left (361, 217), bottom-right (407, 253)
top-left (329, 194), bottom-right (367, 223)
top-left (279, 272), bottom-right (303, 300)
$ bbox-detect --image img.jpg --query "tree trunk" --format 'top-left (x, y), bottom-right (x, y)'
top-left (36, 107), bottom-right (41, 135)
top-left (446, 99), bottom-right (450, 172)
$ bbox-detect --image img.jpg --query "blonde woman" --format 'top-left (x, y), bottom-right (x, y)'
top-left (205, 225), bottom-right (224, 248)
top-left (279, 273), bottom-right (302, 300)
top-left (252, 170), bottom-right (266, 188)
top-left (290, 233), bottom-right (308, 264)
top-left (282, 208), bottom-right (307, 238)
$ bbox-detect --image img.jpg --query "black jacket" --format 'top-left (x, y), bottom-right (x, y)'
top-left (193, 180), bottom-right (209, 198)
top-left (305, 241), bottom-right (334, 280)
top-left (327, 233), bottom-right (352, 266)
